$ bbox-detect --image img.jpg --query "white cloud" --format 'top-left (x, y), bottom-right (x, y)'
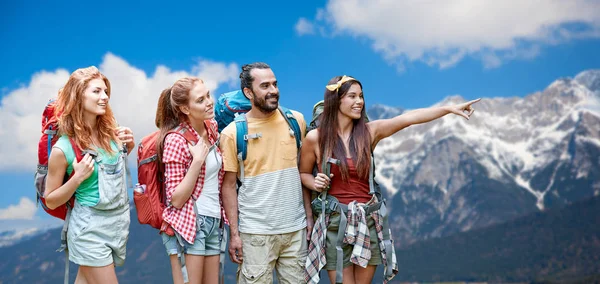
top-left (302, 0), bottom-right (600, 69)
top-left (295, 17), bottom-right (316, 35)
top-left (0, 197), bottom-right (37, 220)
top-left (0, 52), bottom-right (239, 171)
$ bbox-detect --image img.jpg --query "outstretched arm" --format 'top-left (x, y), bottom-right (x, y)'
top-left (368, 98), bottom-right (481, 145)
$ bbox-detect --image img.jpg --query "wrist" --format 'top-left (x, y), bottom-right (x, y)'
top-left (190, 158), bottom-right (205, 168)
top-left (71, 174), bottom-right (85, 185)
top-left (229, 226), bottom-right (240, 237)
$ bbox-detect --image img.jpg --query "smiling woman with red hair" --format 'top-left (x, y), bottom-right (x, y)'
top-left (44, 66), bottom-right (134, 284)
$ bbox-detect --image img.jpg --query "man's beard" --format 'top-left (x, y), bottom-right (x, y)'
top-left (252, 91), bottom-right (279, 113)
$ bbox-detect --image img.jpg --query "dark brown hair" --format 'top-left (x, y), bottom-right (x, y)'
top-left (318, 76), bottom-right (371, 181)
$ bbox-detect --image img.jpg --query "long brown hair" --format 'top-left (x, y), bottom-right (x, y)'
top-left (56, 66), bottom-right (118, 153)
top-left (155, 77), bottom-right (203, 165)
top-left (318, 76), bottom-right (371, 182)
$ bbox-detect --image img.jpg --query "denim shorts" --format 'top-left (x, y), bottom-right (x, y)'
top-left (67, 202), bottom-right (130, 267)
top-left (162, 215), bottom-right (221, 256)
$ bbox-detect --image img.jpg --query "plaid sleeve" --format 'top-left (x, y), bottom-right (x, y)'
top-left (163, 133), bottom-right (191, 204)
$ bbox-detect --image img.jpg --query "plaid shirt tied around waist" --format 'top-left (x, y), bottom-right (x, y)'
top-left (305, 198), bottom-right (398, 283)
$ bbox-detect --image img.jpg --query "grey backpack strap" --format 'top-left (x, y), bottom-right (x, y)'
top-left (219, 223), bottom-right (227, 284)
top-left (379, 202), bottom-right (394, 278)
top-left (368, 152), bottom-right (377, 195)
top-left (321, 153), bottom-right (348, 283)
top-left (174, 231), bottom-right (189, 283)
top-left (123, 144), bottom-right (133, 189)
top-left (369, 152), bottom-right (395, 278)
top-left (334, 203), bottom-right (348, 284)
top-left (56, 204), bottom-right (72, 284)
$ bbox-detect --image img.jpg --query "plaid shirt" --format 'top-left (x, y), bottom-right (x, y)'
top-left (372, 208), bottom-right (398, 283)
top-left (345, 201), bottom-right (372, 267)
top-left (161, 120), bottom-right (227, 244)
top-left (305, 199), bottom-right (399, 284)
top-left (305, 214), bottom-right (329, 283)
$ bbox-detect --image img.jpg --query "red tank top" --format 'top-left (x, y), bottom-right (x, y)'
top-left (327, 158), bottom-right (371, 204)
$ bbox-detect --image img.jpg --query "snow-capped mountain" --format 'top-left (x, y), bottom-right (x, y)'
top-left (370, 70), bottom-right (600, 246)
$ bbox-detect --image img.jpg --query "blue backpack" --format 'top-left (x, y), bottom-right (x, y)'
top-left (214, 90), bottom-right (302, 157)
top-left (214, 90), bottom-right (252, 132)
top-left (233, 105), bottom-right (302, 184)
top-left (214, 90), bottom-right (303, 182)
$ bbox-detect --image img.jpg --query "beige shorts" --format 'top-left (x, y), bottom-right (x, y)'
top-left (237, 229), bottom-right (307, 284)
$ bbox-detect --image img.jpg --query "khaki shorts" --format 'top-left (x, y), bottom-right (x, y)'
top-left (237, 229), bottom-right (307, 284)
top-left (324, 212), bottom-right (382, 270)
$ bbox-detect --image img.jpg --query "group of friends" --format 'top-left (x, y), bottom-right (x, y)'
top-left (43, 62), bottom-right (479, 284)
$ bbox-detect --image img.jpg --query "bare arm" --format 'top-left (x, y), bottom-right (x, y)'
top-left (222, 171), bottom-right (243, 263)
top-left (369, 98), bottom-right (481, 145)
top-left (299, 130), bottom-right (319, 191)
top-left (222, 171), bottom-right (239, 236)
top-left (299, 130), bottom-right (332, 192)
top-left (44, 149), bottom-right (94, 210)
top-left (302, 185), bottom-right (314, 241)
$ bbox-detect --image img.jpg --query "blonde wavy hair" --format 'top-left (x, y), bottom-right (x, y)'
top-left (56, 66), bottom-right (118, 153)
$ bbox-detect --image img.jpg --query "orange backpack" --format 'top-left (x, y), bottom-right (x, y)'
top-left (134, 126), bottom-right (198, 235)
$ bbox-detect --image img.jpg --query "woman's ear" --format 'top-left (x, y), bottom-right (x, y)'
top-left (180, 105), bottom-right (190, 115)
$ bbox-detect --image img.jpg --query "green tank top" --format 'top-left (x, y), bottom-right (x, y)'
top-left (53, 135), bottom-right (120, 206)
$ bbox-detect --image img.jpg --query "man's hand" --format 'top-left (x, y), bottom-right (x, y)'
top-left (229, 234), bottom-right (244, 264)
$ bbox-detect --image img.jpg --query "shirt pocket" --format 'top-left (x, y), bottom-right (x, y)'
top-left (280, 138), bottom-right (298, 161)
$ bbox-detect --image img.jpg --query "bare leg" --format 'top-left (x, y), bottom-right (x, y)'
top-left (168, 255), bottom-right (184, 284)
top-left (79, 264), bottom-right (118, 284)
top-left (353, 265), bottom-right (376, 284)
top-left (202, 255), bottom-right (220, 284)
top-left (74, 267), bottom-right (88, 284)
top-left (327, 266), bottom-right (355, 284)
top-left (185, 254), bottom-right (205, 284)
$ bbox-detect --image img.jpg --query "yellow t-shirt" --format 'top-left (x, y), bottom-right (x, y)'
top-left (220, 109), bottom-right (307, 234)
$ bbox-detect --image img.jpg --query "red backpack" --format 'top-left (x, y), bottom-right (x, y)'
top-left (34, 99), bottom-right (83, 219)
top-left (134, 126), bottom-right (198, 235)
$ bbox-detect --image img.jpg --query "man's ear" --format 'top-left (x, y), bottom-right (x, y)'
top-left (243, 88), bottom-right (253, 100)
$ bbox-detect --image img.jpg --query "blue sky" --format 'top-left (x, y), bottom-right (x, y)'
top-left (1, 0), bottom-right (600, 228)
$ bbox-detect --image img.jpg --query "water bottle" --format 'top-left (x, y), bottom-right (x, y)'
top-left (134, 183), bottom-right (145, 194)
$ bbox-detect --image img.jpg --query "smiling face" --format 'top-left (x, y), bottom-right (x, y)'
top-left (180, 81), bottom-right (214, 123)
top-left (338, 82), bottom-right (364, 120)
top-left (246, 68), bottom-right (279, 113)
top-left (82, 78), bottom-right (110, 117)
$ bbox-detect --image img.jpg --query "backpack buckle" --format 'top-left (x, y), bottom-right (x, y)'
top-left (243, 133), bottom-right (262, 141)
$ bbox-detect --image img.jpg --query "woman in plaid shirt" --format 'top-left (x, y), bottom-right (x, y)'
top-left (155, 77), bottom-right (227, 284)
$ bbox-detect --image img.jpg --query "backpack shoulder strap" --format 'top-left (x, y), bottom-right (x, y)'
top-left (234, 114), bottom-right (249, 161)
top-left (233, 113), bottom-right (254, 185)
top-left (67, 138), bottom-right (84, 162)
top-left (168, 125), bottom-right (199, 146)
top-left (278, 106), bottom-right (302, 150)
